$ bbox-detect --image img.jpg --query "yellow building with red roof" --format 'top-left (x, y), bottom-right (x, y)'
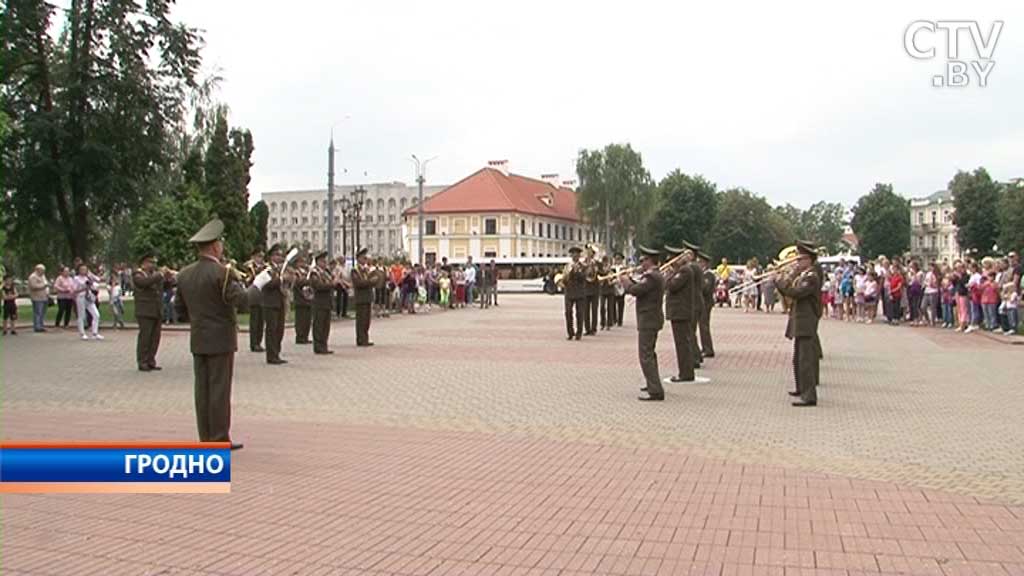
top-left (402, 160), bottom-right (601, 265)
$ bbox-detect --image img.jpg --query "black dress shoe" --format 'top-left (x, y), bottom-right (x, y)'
top-left (138, 365), bottom-right (152, 372)
top-left (787, 391), bottom-right (801, 397)
top-left (640, 387), bottom-right (648, 392)
top-left (149, 365), bottom-right (162, 371)
top-left (314, 350), bottom-right (334, 355)
top-left (566, 335), bottom-right (575, 341)
top-left (574, 335), bottom-right (581, 341)
top-left (670, 376), bottom-right (695, 383)
top-left (638, 395), bottom-right (664, 401)
top-left (357, 342), bottom-right (375, 347)
top-left (296, 340), bottom-right (311, 345)
top-left (267, 359), bottom-right (288, 365)
top-left (230, 443), bottom-right (244, 451)
top-left (251, 347), bottom-right (265, 352)
top-left (791, 401), bottom-right (817, 407)
top-left (702, 353), bottom-right (715, 358)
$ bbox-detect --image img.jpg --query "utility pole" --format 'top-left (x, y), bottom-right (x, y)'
top-left (327, 134), bottom-right (336, 258)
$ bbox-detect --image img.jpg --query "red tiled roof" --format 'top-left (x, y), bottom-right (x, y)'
top-left (404, 167), bottom-right (579, 222)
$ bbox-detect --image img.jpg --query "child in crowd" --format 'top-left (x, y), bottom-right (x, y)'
top-left (2, 276), bottom-right (18, 335)
top-left (854, 268), bottom-right (866, 322)
top-left (980, 272), bottom-right (1000, 331)
top-left (439, 272), bottom-right (451, 309)
top-left (863, 272), bottom-right (879, 324)
top-left (109, 277), bottom-right (126, 329)
top-left (999, 274), bottom-right (1019, 336)
top-left (941, 274), bottom-right (955, 329)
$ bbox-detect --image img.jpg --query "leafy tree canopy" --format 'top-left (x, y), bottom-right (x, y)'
top-left (850, 183), bottom-right (910, 260)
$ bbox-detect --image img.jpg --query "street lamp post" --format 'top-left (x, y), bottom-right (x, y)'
top-left (340, 196), bottom-right (351, 261)
top-left (411, 154), bottom-right (437, 266)
top-left (350, 186), bottom-right (367, 262)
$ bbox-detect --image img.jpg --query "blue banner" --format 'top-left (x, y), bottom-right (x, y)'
top-left (0, 448), bottom-right (231, 483)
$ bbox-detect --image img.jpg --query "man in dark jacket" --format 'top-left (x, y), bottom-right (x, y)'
top-left (246, 248), bottom-right (266, 352)
top-left (697, 251), bottom-right (716, 358)
top-left (562, 246), bottom-right (586, 340)
top-left (775, 240), bottom-right (823, 407)
top-left (261, 244), bottom-right (288, 365)
top-left (663, 245), bottom-right (697, 382)
top-left (351, 248), bottom-right (384, 346)
top-left (310, 251), bottom-right (335, 354)
top-left (133, 254), bottom-right (164, 371)
top-left (174, 219), bottom-right (246, 449)
top-left (620, 246), bottom-right (666, 401)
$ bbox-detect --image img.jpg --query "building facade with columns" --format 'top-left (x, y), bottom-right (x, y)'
top-left (909, 189), bottom-right (962, 264)
top-left (402, 160), bottom-right (602, 265)
top-left (263, 182), bottom-right (445, 259)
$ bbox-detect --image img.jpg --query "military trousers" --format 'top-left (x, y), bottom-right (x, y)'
top-left (136, 316), bottom-right (162, 368)
top-left (638, 330), bottom-right (664, 398)
top-left (670, 320), bottom-right (696, 381)
top-left (193, 352), bottom-right (234, 442)
top-left (263, 307), bottom-right (285, 362)
top-left (312, 307), bottom-right (332, 353)
top-left (355, 303), bottom-right (372, 345)
top-left (295, 304), bottom-right (312, 343)
top-left (564, 297), bottom-right (584, 338)
top-left (600, 294), bottom-right (617, 328)
top-left (585, 294), bottom-right (598, 333)
top-left (792, 336), bottom-right (819, 404)
top-left (248, 304), bottom-right (264, 351)
top-left (699, 304), bottom-right (714, 356)
top-left (615, 295), bottom-right (625, 326)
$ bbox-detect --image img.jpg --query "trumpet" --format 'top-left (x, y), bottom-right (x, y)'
top-left (159, 266), bottom-right (179, 276)
top-left (222, 260), bottom-right (253, 301)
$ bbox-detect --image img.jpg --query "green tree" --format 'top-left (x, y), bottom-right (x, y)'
top-left (802, 201), bottom-right (847, 255)
top-left (997, 180), bottom-right (1024, 255)
top-left (202, 109), bottom-right (254, 259)
top-left (1, 0), bottom-right (203, 260)
top-left (250, 201), bottom-right (269, 251)
top-left (773, 204), bottom-right (803, 235)
top-left (706, 188), bottom-right (793, 264)
top-left (575, 143), bottom-right (655, 252)
top-left (850, 183), bottom-right (910, 259)
top-left (130, 187), bottom-right (212, 268)
top-left (645, 171), bottom-right (718, 249)
top-left (950, 167), bottom-right (1000, 255)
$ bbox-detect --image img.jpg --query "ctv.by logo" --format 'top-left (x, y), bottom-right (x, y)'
top-left (904, 21), bottom-right (1003, 87)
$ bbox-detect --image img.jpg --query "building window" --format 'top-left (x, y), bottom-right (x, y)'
top-left (271, 217), bottom-right (277, 226)
top-left (313, 231), bottom-right (319, 240)
top-left (917, 212), bottom-right (924, 225)
top-left (484, 251), bottom-right (496, 258)
top-left (425, 220), bottom-right (437, 235)
top-left (291, 231), bottom-right (297, 241)
top-left (378, 215), bottom-right (384, 223)
top-left (271, 232), bottom-right (278, 240)
top-left (520, 220), bottom-right (526, 235)
top-left (546, 223), bottom-right (551, 238)
top-left (389, 215), bottom-right (395, 224)
top-left (292, 217), bottom-right (299, 225)
top-left (312, 217), bottom-right (318, 225)
top-left (554, 225), bottom-right (559, 240)
top-left (302, 217), bottom-right (309, 225)
top-left (485, 218), bottom-right (497, 235)
top-left (425, 252), bottom-right (436, 266)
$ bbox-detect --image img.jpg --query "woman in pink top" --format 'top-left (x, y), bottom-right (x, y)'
top-left (52, 266), bottom-right (76, 329)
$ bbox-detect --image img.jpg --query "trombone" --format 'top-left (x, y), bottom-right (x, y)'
top-left (726, 246), bottom-right (804, 295)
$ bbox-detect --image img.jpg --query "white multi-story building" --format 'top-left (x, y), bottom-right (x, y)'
top-left (263, 182), bottom-right (445, 258)
top-left (909, 189), bottom-right (962, 264)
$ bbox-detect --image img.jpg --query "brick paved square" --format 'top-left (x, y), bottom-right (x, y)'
top-left (2, 295), bottom-right (1023, 574)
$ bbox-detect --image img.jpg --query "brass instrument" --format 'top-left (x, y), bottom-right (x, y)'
top-left (159, 266), bottom-right (179, 276)
top-left (726, 245), bottom-right (806, 295)
top-left (222, 259), bottom-right (253, 301)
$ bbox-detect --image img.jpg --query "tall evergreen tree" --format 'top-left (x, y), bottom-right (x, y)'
top-left (850, 183), bottom-right (910, 259)
top-left (950, 167), bottom-right (1001, 255)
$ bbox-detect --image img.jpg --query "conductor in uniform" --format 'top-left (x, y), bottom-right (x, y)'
top-left (310, 251), bottom-right (335, 354)
top-left (697, 250), bottom-right (716, 358)
top-left (173, 219), bottom-right (246, 449)
top-left (562, 246), bottom-right (586, 340)
top-left (246, 248), bottom-right (266, 353)
top-left (775, 240), bottom-right (823, 407)
top-left (620, 246), bottom-right (666, 401)
top-left (132, 253), bottom-right (164, 371)
top-left (663, 245), bottom-right (697, 382)
top-left (262, 244), bottom-right (288, 365)
top-left (351, 247), bottom-right (383, 346)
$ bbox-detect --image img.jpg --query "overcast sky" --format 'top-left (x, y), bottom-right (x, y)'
top-left (173, 0), bottom-right (1022, 209)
